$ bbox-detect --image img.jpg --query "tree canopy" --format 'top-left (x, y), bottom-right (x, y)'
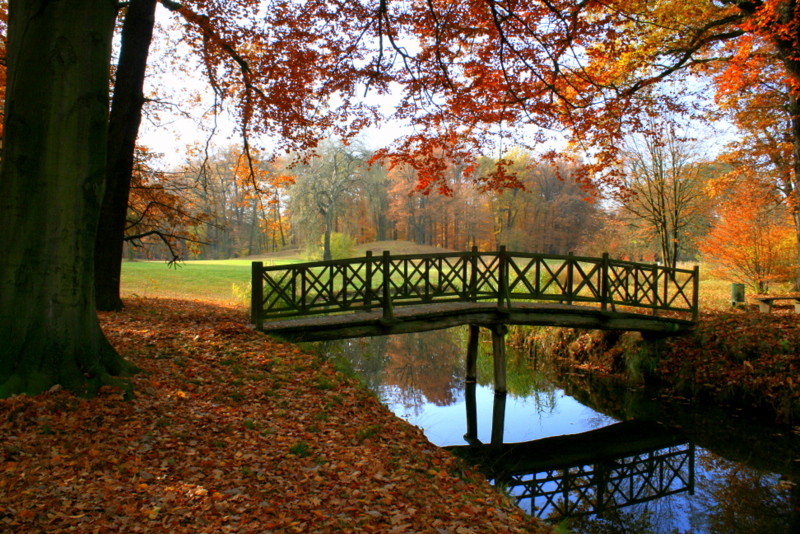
top-left (2, 0), bottom-right (800, 395)
top-left (132, 1), bottom-right (797, 191)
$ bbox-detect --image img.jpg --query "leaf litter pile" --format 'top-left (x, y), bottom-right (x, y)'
top-left (658, 310), bottom-right (800, 422)
top-left (1, 298), bottom-right (548, 533)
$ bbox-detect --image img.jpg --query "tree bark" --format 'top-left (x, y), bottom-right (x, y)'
top-left (323, 211), bottom-right (333, 261)
top-left (790, 92), bottom-right (800, 290)
top-left (95, 0), bottom-right (158, 311)
top-left (0, 0), bottom-right (136, 396)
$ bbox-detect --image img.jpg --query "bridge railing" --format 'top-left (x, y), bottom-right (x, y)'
top-left (503, 442), bottom-right (695, 519)
top-left (250, 247), bottom-right (699, 325)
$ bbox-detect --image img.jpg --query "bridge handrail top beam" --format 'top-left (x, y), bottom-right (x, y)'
top-left (258, 250), bottom-right (698, 274)
top-left (259, 250), bottom-right (473, 272)
top-left (607, 258), bottom-right (696, 274)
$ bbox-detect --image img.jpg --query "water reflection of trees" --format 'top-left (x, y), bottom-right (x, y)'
top-left (501, 443), bottom-right (693, 531)
top-left (689, 451), bottom-right (797, 533)
top-left (320, 329), bottom-right (466, 413)
top-left (564, 492), bottom-right (686, 534)
top-left (538, 365), bottom-right (800, 533)
top-left (473, 332), bottom-right (559, 416)
top-left (321, 328), bottom-right (561, 417)
top-left (322, 328), bottom-right (800, 532)
top-left (533, 433), bottom-right (799, 534)
top-left (565, 508), bottom-right (659, 534)
top-left (384, 332), bottom-right (463, 407)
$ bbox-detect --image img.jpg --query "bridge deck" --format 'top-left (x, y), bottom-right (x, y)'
top-left (257, 301), bottom-right (693, 341)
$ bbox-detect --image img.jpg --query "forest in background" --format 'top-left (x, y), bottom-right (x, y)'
top-left (126, 126), bottom-right (797, 294)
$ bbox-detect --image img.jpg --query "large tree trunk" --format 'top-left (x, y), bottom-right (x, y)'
top-left (95, 0), bottom-right (158, 311)
top-left (0, 0), bottom-right (135, 397)
top-left (789, 93), bottom-right (800, 290)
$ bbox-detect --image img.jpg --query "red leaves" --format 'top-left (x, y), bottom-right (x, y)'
top-left (0, 297), bottom-right (547, 533)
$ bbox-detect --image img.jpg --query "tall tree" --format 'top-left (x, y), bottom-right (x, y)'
top-left (618, 122), bottom-right (709, 268)
top-left (289, 141), bottom-right (367, 260)
top-left (476, 151), bottom-right (600, 254)
top-left (711, 29), bottom-right (800, 284)
top-left (0, 0), bottom-right (135, 396)
top-left (93, 0), bottom-right (388, 307)
top-left (123, 147), bottom-right (207, 260)
top-left (700, 176), bottom-right (796, 292)
top-left (95, 0), bottom-right (159, 311)
top-left (360, 162), bottom-right (393, 242)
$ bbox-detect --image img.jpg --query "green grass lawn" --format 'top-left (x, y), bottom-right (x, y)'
top-left (120, 259), bottom-right (301, 305)
top-left (121, 261), bottom-right (250, 304)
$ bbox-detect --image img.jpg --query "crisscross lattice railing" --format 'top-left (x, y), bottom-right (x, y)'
top-left (251, 247), bottom-right (699, 325)
top-left (506, 443), bottom-right (694, 519)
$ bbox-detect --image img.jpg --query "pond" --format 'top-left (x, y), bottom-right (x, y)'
top-left (318, 327), bottom-right (800, 533)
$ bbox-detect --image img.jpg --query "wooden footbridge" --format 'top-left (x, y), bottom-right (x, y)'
top-left (251, 247), bottom-right (698, 391)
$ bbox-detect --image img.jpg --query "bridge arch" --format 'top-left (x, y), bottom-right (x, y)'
top-left (251, 248), bottom-right (699, 391)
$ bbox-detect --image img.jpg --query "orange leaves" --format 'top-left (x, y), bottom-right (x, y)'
top-left (0, 297), bottom-right (546, 533)
top-left (137, 0), bottom-right (799, 198)
top-left (173, 0), bottom-right (384, 155)
top-left (700, 176), bottom-right (796, 292)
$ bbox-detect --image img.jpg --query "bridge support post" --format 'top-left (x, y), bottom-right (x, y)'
top-left (491, 389), bottom-right (507, 445)
top-left (490, 324), bottom-right (508, 393)
top-left (381, 250), bottom-right (395, 324)
top-left (464, 382), bottom-right (479, 445)
top-left (364, 250), bottom-right (373, 311)
top-left (251, 261), bottom-right (264, 330)
top-left (466, 324), bottom-right (479, 382)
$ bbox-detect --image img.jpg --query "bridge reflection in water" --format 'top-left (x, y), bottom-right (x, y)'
top-left (447, 384), bottom-right (694, 520)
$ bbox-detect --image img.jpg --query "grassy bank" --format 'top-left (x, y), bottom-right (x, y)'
top-left (121, 260), bottom-right (256, 305)
top-left (120, 241), bottom-right (457, 305)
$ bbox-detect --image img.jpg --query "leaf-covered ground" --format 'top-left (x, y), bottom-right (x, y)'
top-left (657, 309), bottom-right (800, 423)
top-left (1, 298), bottom-right (549, 533)
top-left (532, 307), bottom-right (800, 424)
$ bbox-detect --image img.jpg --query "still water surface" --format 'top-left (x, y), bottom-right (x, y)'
top-left (319, 328), bottom-right (799, 533)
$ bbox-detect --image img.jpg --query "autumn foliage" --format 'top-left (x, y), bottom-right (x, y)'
top-left (657, 310), bottom-right (800, 423)
top-left (701, 176), bottom-right (797, 292)
top-left (0, 298), bottom-right (547, 533)
top-left (144, 1), bottom-right (793, 194)
top-left (534, 309), bottom-right (800, 424)
top-left (124, 147), bottom-right (208, 260)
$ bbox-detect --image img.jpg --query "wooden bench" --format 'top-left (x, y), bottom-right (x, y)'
top-left (753, 295), bottom-right (800, 313)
